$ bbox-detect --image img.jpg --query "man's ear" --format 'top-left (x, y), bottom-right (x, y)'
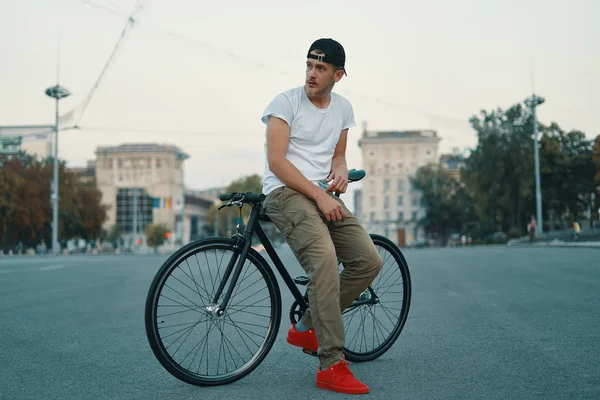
top-left (334, 69), bottom-right (344, 82)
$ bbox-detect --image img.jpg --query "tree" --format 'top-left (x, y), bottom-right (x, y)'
top-left (539, 125), bottom-right (595, 227)
top-left (463, 103), bottom-right (595, 236)
top-left (145, 223), bottom-right (170, 251)
top-left (0, 152), bottom-right (108, 252)
top-left (412, 164), bottom-right (476, 244)
top-left (463, 104), bottom-right (535, 234)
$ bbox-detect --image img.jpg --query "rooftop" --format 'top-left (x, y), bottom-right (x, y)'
top-left (360, 129), bottom-right (438, 140)
top-left (95, 143), bottom-right (189, 159)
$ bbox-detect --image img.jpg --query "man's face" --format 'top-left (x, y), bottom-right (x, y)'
top-left (305, 51), bottom-right (343, 96)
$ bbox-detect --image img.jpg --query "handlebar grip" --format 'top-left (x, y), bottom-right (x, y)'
top-left (218, 192), bottom-right (266, 203)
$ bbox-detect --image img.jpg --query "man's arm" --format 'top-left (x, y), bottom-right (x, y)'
top-left (266, 116), bottom-right (345, 221)
top-left (325, 129), bottom-right (349, 194)
top-left (266, 116), bottom-right (323, 200)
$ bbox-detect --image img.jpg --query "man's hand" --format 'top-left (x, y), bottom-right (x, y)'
top-left (325, 166), bottom-right (349, 194)
top-left (315, 192), bottom-right (346, 221)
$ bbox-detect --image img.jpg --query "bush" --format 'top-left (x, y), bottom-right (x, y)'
top-left (508, 227), bottom-right (523, 239)
top-left (144, 224), bottom-right (170, 251)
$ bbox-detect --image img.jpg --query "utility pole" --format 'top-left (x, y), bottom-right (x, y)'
top-left (524, 94), bottom-right (545, 235)
top-left (45, 85), bottom-right (71, 255)
top-left (180, 159), bottom-right (185, 245)
top-left (45, 37), bottom-right (71, 256)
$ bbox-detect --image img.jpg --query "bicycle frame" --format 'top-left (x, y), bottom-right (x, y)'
top-left (211, 197), bottom-right (379, 316)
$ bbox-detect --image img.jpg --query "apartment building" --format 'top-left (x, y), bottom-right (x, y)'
top-left (439, 148), bottom-right (468, 180)
top-left (356, 127), bottom-right (441, 246)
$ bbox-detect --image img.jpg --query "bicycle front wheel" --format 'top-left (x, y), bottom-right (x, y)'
top-left (342, 234), bottom-right (412, 362)
top-left (145, 237), bottom-right (282, 386)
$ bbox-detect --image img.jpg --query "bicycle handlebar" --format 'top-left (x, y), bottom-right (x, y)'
top-left (219, 192), bottom-right (266, 204)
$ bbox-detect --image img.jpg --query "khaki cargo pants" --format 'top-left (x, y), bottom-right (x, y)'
top-left (263, 186), bottom-right (383, 369)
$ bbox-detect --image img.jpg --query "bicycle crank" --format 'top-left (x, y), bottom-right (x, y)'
top-left (289, 298), bottom-right (308, 325)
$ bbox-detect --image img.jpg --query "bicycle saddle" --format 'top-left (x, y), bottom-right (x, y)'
top-left (348, 169), bottom-right (366, 183)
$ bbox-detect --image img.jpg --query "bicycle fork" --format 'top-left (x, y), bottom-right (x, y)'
top-left (205, 205), bottom-right (261, 318)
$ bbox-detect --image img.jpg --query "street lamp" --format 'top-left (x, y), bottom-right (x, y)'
top-left (524, 94), bottom-right (545, 235)
top-left (45, 84), bottom-right (71, 255)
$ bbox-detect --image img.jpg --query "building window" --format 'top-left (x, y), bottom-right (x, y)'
top-left (370, 196), bottom-right (376, 207)
top-left (397, 179), bottom-right (404, 191)
top-left (370, 212), bottom-right (375, 222)
top-left (412, 195), bottom-right (418, 206)
top-left (107, 158), bottom-right (113, 168)
top-left (412, 211), bottom-right (418, 221)
top-left (367, 163), bottom-right (375, 175)
top-left (156, 158), bottom-right (161, 168)
top-left (117, 159), bottom-right (122, 168)
top-left (383, 179), bottom-right (390, 192)
top-left (384, 196), bottom-right (389, 208)
top-left (397, 195), bottom-right (404, 206)
top-left (385, 211), bottom-right (390, 221)
top-left (398, 212), bottom-right (404, 221)
top-left (116, 188), bottom-right (154, 234)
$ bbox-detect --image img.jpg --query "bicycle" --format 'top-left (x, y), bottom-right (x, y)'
top-left (144, 169), bottom-right (412, 386)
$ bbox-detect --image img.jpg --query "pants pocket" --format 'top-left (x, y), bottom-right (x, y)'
top-left (281, 209), bottom-right (321, 252)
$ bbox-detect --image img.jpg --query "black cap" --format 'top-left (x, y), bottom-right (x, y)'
top-left (307, 38), bottom-right (347, 76)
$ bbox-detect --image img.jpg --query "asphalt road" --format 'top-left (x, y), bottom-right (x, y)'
top-left (1, 246), bottom-right (599, 400)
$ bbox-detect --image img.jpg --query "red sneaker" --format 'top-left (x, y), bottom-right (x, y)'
top-left (317, 360), bottom-right (370, 394)
top-left (286, 324), bottom-right (318, 353)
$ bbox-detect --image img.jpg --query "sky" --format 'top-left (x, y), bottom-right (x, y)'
top-left (1, 0), bottom-right (598, 211)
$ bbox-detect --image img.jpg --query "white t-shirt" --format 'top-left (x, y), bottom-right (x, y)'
top-left (261, 86), bottom-right (356, 195)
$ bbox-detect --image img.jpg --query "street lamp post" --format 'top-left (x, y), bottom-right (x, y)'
top-left (45, 84), bottom-right (71, 256)
top-left (524, 94), bottom-right (545, 236)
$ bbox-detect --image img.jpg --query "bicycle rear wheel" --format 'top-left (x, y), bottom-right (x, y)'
top-left (342, 234), bottom-right (411, 362)
top-left (145, 237), bottom-right (282, 386)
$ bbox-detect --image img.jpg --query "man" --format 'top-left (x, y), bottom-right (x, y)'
top-left (527, 216), bottom-right (537, 243)
top-left (260, 38), bottom-right (383, 395)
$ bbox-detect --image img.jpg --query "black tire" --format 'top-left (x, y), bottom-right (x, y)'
top-left (343, 234), bottom-right (412, 362)
top-left (145, 237), bottom-right (282, 386)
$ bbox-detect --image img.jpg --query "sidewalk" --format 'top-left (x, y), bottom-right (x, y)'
top-left (533, 240), bottom-right (600, 248)
top-left (507, 239), bottom-right (600, 248)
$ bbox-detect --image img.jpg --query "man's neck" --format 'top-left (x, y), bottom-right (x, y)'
top-left (305, 87), bottom-right (331, 109)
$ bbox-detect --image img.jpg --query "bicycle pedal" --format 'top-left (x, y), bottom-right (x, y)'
top-left (293, 276), bottom-right (310, 286)
top-left (302, 348), bottom-right (317, 357)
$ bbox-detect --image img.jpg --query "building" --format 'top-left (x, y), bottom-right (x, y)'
top-left (20, 136), bottom-right (53, 160)
top-left (68, 160), bottom-right (97, 184)
top-left (356, 126), bottom-right (441, 246)
top-left (95, 143), bottom-right (197, 245)
top-left (184, 193), bottom-right (215, 242)
top-left (439, 148), bottom-right (468, 180)
top-left (0, 125), bottom-right (53, 158)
